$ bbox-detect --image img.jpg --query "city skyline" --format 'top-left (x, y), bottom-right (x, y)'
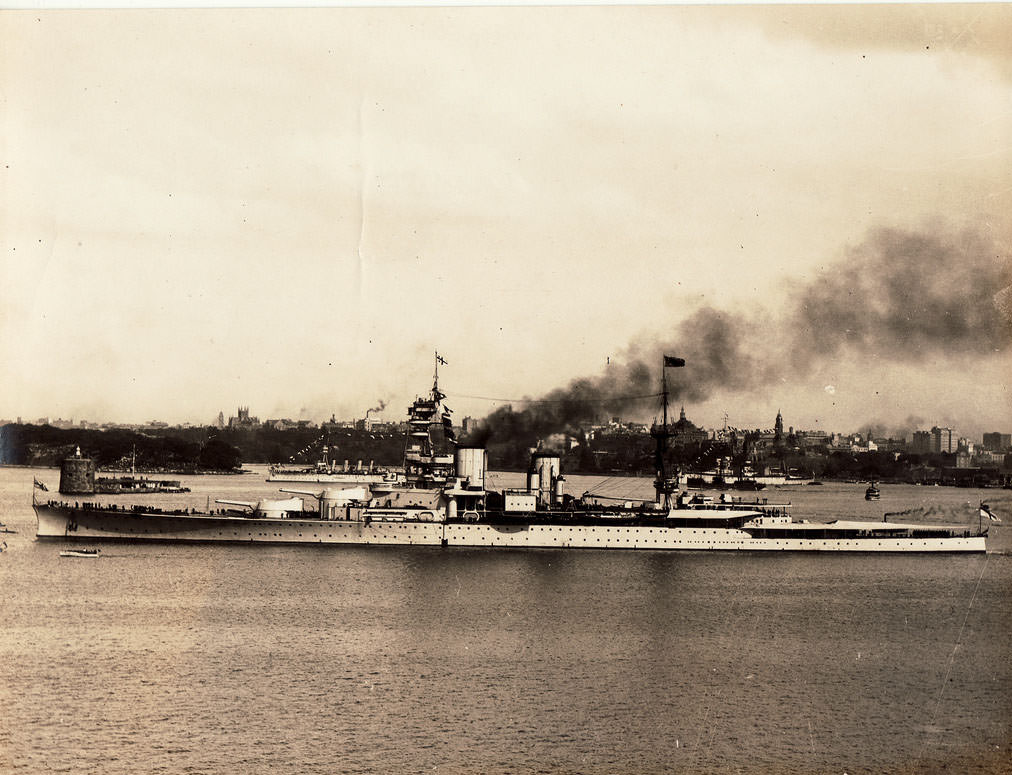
top-left (2, 6), bottom-right (1010, 438)
top-left (5, 403), bottom-right (1008, 448)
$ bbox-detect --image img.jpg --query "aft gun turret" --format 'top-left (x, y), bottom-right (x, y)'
top-left (279, 487), bottom-right (368, 520)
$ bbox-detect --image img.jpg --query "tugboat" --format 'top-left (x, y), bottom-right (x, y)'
top-left (865, 482), bottom-right (881, 501)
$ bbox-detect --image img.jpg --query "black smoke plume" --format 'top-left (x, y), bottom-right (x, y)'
top-left (464, 223), bottom-right (1011, 450)
top-left (789, 226), bottom-right (1011, 361)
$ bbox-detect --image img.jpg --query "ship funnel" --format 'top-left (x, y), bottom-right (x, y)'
top-left (454, 446), bottom-right (487, 490)
top-left (530, 453), bottom-right (561, 506)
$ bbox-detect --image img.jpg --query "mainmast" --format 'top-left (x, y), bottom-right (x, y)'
top-left (652, 355), bottom-right (685, 509)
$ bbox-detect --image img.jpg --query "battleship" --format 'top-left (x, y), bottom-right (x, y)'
top-left (33, 355), bottom-right (990, 552)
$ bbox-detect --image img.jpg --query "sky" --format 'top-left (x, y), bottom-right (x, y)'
top-left (2, 5), bottom-right (1011, 440)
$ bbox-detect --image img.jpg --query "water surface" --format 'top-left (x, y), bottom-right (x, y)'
top-left (2, 467), bottom-right (1009, 773)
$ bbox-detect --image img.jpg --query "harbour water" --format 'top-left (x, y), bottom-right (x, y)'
top-left (1, 466), bottom-right (1010, 774)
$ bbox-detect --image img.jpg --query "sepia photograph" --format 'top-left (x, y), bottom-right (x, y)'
top-left (1, 4), bottom-right (1010, 773)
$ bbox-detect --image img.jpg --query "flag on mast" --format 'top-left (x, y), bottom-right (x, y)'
top-left (663, 356), bottom-right (685, 367)
top-left (980, 503), bottom-right (1000, 522)
top-left (33, 477), bottom-right (48, 491)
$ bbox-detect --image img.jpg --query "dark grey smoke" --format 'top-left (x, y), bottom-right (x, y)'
top-left (862, 415), bottom-right (927, 442)
top-left (467, 223), bottom-right (1011, 448)
top-left (789, 225), bottom-right (1011, 362)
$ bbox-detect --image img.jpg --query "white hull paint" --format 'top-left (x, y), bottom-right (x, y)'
top-left (35, 505), bottom-right (986, 553)
top-left (266, 473), bottom-right (400, 485)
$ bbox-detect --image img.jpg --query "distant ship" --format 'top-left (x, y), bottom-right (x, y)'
top-left (33, 356), bottom-right (988, 553)
top-left (267, 456), bottom-right (405, 487)
top-left (58, 447), bottom-right (190, 495)
top-left (865, 483), bottom-right (881, 501)
top-left (94, 475), bottom-right (189, 494)
top-left (679, 463), bottom-right (787, 488)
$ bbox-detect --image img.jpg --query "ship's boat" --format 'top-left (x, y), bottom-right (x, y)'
top-left (59, 548), bottom-right (100, 558)
top-left (865, 483), bottom-right (881, 501)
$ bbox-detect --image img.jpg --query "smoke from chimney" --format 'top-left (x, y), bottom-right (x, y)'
top-left (466, 223), bottom-right (1010, 449)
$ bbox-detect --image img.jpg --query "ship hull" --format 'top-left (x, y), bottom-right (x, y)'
top-left (35, 505), bottom-right (986, 552)
top-left (266, 473), bottom-right (396, 484)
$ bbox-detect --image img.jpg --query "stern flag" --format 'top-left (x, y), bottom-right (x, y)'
top-left (436, 353), bottom-right (448, 366)
top-left (980, 504), bottom-right (1001, 522)
top-left (33, 477), bottom-right (48, 491)
top-left (663, 356), bottom-right (686, 368)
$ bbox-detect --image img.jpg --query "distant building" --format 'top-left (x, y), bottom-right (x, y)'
top-left (852, 437), bottom-right (877, 454)
top-left (930, 426), bottom-right (955, 454)
top-left (975, 450), bottom-right (1006, 466)
top-left (322, 414), bottom-right (353, 432)
top-left (668, 407), bottom-right (708, 448)
top-left (872, 437), bottom-right (906, 453)
top-left (795, 430), bottom-right (829, 450)
top-left (228, 406), bottom-right (260, 428)
top-left (215, 411), bottom-right (225, 429)
top-left (982, 432), bottom-right (1011, 452)
top-left (911, 430), bottom-right (932, 453)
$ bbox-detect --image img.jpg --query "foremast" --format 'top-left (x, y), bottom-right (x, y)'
top-left (403, 351), bottom-right (457, 487)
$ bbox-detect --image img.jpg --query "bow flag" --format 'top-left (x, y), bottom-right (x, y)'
top-left (663, 356), bottom-right (685, 367)
top-left (980, 503), bottom-right (1001, 522)
top-left (33, 477), bottom-right (48, 492)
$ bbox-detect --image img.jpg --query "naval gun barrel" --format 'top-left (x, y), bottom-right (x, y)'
top-left (215, 499), bottom-right (256, 509)
top-left (279, 488), bottom-right (325, 499)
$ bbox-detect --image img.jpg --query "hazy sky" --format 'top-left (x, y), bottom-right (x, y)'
top-left (2, 5), bottom-right (1011, 438)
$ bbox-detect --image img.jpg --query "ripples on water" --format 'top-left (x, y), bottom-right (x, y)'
top-left (1, 467), bottom-right (1010, 774)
